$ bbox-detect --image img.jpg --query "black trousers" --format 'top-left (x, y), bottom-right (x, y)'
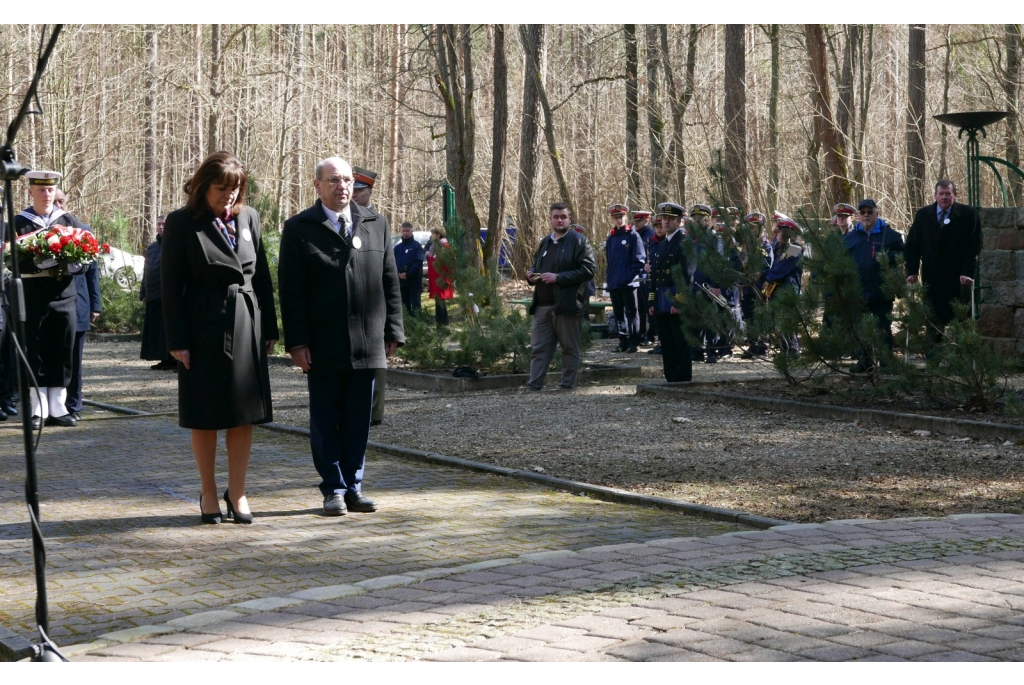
top-left (857, 299), bottom-right (894, 366)
top-left (0, 302), bottom-right (18, 405)
top-left (609, 287), bottom-right (640, 348)
top-left (435, 298), bottom-right (449, 326)
top-left (400, 280), bottom-right (422, 316)
top-left (23, 277), bottom-right (76, 388)
top-left (637, 282), bottom-right (650, 341)
top-left (655, 312), bottom-right (692, 382)
top-left (66, 329), bottom-right (87, 412)
top-left (307, 368), bottom-right (374, 498)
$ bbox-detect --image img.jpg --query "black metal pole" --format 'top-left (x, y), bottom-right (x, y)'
top-left (0, 24), bottom-right (66, 662)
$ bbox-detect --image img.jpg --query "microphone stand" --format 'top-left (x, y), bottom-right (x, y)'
top-left (0, 23), bottom-right (68, 662)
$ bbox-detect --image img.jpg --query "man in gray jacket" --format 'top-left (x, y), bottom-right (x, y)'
top-left (526, 202), bottom-right (597, 391)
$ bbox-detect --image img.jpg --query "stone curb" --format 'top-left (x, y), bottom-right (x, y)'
top-left (85, 333), bottom-right (142, 343)
top-left (56, 512), bottom-right (1022, 658)
top-left (260, 422), bottom-right (790, 530)
top-left (637, 383), bottom-right (1024, 443)
top-left (374, 363), bottom-right (643, 393)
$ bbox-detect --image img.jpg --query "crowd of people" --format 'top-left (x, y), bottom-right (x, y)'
top-left (523, 180), bottom-right (982, 387)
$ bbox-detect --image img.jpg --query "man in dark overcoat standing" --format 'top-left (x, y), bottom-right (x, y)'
top-left (278, 157), bottom-right (404, 516)
top-left (905, 179), bottom-right (982, 342)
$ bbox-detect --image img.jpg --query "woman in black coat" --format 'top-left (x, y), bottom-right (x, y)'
top-left (162, 152), bottom-right (278, 524)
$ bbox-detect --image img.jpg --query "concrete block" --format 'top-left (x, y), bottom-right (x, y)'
top-left (980, 251), bottom-right (1016, 281)
top-left (979, 304), bottom-right (1013, 337)
top-left (981, 208), bottom-right (1016, 229)
top-left (289, 584), bottom-right (364, 601)
top-left (1016, 207), bottom-right (1024, 228)
top-left (996, 229), bottom-right (1024, 250)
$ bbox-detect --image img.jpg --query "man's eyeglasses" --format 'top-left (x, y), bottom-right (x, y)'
top-left (319, 176), bottom-right (352, 186)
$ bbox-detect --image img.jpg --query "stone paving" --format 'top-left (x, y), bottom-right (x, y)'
top-left (0, 409), bottom-right (740, 653)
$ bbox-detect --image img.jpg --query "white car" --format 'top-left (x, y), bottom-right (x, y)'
top-left (98, 246), bottom-right (145, 288)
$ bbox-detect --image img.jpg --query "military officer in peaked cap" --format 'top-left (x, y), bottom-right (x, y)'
top-left (13, 170), bottom-right (88, 428)
top-left (649, 202), bottom-right (691, 382)
top-left (632, 209), bottom-right (656, 345)
top-left (604, 203), bottom-right (646, 353)
top-left (833, 202), bottom-right (856, 236)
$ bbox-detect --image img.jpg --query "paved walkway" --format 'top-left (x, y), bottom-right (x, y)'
top-left (2, 404), bottom-right (1023, 661)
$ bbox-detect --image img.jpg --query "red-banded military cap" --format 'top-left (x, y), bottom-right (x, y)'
top-left (833, 203), bottom-right (856, 216)
top-left (632, 210), bottom-right (652, 219)
top-left (608, 203), bottom-right (629, 216)
top-left (772, 211), bottom-right (803, 234)
top-left (727, 207), bottom-right (740, 217)
top-left (352, 166), bottom-right (377, 189)
top-left (744, 212), bottom-right (767, 226)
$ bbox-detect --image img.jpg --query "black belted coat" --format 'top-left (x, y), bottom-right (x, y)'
top-left (161, 205), bottom-right (279, 430)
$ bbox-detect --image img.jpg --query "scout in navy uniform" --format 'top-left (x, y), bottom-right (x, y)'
top-left (833, 202), bottom-right (856, 236)
top-left (632, 209), bottom-right (656, 345)
top-left (644, 215), bottom-right (667, 354)
top-left (648, 202), bottom-right (691, 382)
top-left (738, 212), bottom-right (774, 358)
top-left (843, 198), bottom-right (905, 373)
top-left (351, 165), bottom-right (389, 427)
top-left (12, 170), bottom-right (87, 428)
top-left (760, 211), bottom-right (805, 354)
top-left (604, 203), bottom-right (646, 353)
top-left (394, 221), bottom-right (425, 316)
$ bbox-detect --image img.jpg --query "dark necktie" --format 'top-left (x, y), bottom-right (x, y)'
top-left (938, 209), bottom-right (948, 225)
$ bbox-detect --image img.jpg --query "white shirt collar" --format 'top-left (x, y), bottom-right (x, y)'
top-left (666, 228), bottom-right (681, 241)
top-left (322, 203), bottom-right (353, 234)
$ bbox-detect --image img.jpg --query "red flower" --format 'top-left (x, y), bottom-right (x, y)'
top-left (101, 243), bottom-right (110, 253)
top-left (49, 243), bottom-right (61, 254)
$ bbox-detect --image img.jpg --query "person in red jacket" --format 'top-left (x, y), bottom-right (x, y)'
top-left (426, 227), bottom-right (454, 326)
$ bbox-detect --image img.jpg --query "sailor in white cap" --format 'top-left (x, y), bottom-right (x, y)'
top-left (13, 170), bottom-right (89, 427)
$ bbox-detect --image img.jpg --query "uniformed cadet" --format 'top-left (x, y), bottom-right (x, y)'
top-left (394, 221), bottom-right (425, 316)
top-left (644, 215), bottom-right (667, 354)
top-left (738, 212), bottom-right (774, 358)
top-left (12, 170), bottom-right (87, 427)
top-left (833, 202), bottom-right (856, 236)
top-left (648, 202), bottom-right (691, 382)
top-left (632, 209), bottom-right (656, 345)
top-left (760, 211), bottom-right (805, 355)
top-left (604, 203), bottom-right (646, 353)
top-left (352, 166), bottom-right (388, 427)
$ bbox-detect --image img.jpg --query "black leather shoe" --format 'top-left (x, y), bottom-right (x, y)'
top-left (30, 416), bottom-right (42, 430)
top-left (323, 494), bottom-right (347, 516)
top-left (1, 403), bottom-right (16, 416)
top-left (224, 489), bottom-right (253, 524)
top-left (648, 345), bottom-right (662, 355)
top-left (45, 414), bottom-right (78, 427)
top-left (0, 408), bottom-right (6, 421)
top-left (200, 493), bottom-right (222, 524)
top-left (69, 411), bottom-right (82, 421)
top-left (370, 419), bottom-right (382, 426)
top-left (344, 493), bottom-right (377, 513)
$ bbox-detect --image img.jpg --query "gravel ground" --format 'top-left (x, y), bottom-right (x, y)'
top-left (79, 341), bottom-right (1024, 523)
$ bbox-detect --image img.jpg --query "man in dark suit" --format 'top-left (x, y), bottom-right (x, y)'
top-left (905, 180), bottom-right (982, 341)
top-left (278, 157), bottom-right (404, 516)
top-left (351, 165), bottom-right (388, 426)
top-left (54, 189), bottom-right (101, 420)
top-left (647, 202), bottom-right (692, 382)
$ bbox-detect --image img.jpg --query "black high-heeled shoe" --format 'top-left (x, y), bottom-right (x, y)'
top-left (224, 489), bottom-right (253, 524)
top-left (200, 493), bottom-right (221, 524)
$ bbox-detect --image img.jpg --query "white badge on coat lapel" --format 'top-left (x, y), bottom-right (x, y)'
top-left (621, 239), bottom-right (627, 245)
top-left (352, 236), bottom-right (362, 249)
top-left (944, 218), bottom-right (950, 225)
top-left (241, 228), bottom-right (252, 242)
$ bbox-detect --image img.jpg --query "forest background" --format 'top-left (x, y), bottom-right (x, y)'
top-left (1, 23), bottom-right (1021, 274)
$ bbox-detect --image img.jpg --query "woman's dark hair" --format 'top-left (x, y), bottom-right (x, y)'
top-left (183, 151), bottom-right (247, 219)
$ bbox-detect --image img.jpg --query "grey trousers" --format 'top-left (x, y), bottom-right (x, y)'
top-left (371, 368), bottom-right (386, 422)
top-left (528, 305), bottom-right (583, 389)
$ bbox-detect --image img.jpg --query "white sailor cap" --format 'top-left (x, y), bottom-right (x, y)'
top-left (25, 170), bottom-right (62, 186)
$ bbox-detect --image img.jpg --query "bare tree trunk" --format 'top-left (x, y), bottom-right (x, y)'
top-left (854, 26), bottom-right (875, 192)
top-left (645, 25), bottom-right (667, 208)
top-left (938, 25), bottom-right (952, 181)
top-left (767, 24), bottom-right (781, 211)
top-left (143, 25), bottom-right (159, 246)
top-left (206, 24), bottom-right (222, 155)
top-left (906, 24), bottom-right (927, 212)
top-left (485, 24), bottom-right (508, 265)
top-left (838, 26), bottom-right (857, 153)
top-left (805, 24), bottom-right (850, 211)
top-left (624, 25), bottom-right (641, 208)
top-left (660, 24), bottom-right (698, 202)
top-left (523, 27), bottom-right (572, 211)
top-left (723, 24), bottom-right (747, 209)
top-left (291, 25), bottom-right (306, 214)
top-left (1004, 24), bottom-right (1023, 204)
top-left (193, 24), bottom-right (204, 163)
top-left (388, 24), bottom-right (403, 222)
top-left (513, 24), bottom-right (544, 273)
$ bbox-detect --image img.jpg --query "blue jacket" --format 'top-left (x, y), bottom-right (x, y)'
top-left (394, 237), bottom-right (424, 284)
top-left (604, 226), bottom-right (646, 290)
top-left (74, 226), bottom-right (102, 332)
top-left (761, 239), bottom-right (803, 292)
top-left (140, 238), bottom-right (162, 302)
top-left (842, 218), bottom-right (905, 302)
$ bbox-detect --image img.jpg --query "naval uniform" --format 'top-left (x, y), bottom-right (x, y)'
top-left (649, 228), bottom-right (691, 382)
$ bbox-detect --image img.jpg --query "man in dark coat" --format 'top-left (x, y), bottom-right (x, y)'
top-left (140, 214), bottom-right (176, 370)
top-left (351, 166), bottom-right (388, 426)
top-left (604, 203), bottom-right (646, 353)
top-left (53, 189), bottom-right (102, 420)
top-left (526, 201), bottom-right (597, 391)
top-left (278, 157), bottom-right (404, 516)
top-left (648, 203), bottom-right (691, 382)
top-left (394, 221), bottom-right (425, 316)
top-left (843, 199), bottom-right (905, 373)
top-left (905, 179), bottom-right (982, 340)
